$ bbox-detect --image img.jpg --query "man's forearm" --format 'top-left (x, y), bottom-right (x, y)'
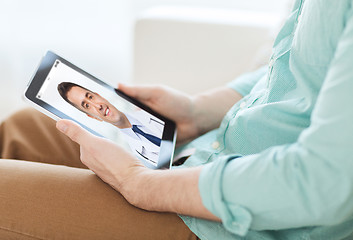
top-left (121, 167), bottom-right (221, 221)
top-left (192, 87), bottom-right (243, 136)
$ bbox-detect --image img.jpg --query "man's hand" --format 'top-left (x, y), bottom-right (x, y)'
top-left (119, 84), bottom-right (198, 145)
top-left (56, 119), bottom-right (147, 197)
top-left (56, 119), bottom-right (220, 221)
top-left (119, 84), bottom-right (243, 145)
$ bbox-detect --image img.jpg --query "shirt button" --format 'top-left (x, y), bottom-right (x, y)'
top-left (269, 58), bottom-right (275, 67)
top-left (239, 102), bottom-right (246, 109)
top-left (211, 141), bottom-right (220, 150)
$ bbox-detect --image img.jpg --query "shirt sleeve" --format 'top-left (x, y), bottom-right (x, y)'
top-left (227, 66), bottom-right (268, 97)
top-left (199, 8), bottom-right (353, 235)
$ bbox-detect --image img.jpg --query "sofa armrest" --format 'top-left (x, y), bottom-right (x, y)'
top-left (132, 6), bottom-right (281, 94)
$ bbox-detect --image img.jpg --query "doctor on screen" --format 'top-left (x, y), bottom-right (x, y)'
top-left (57, 82), bottom-right (164, 165)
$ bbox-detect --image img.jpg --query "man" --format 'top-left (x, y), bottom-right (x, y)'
top-left (1, 0), bottom-right (353, 239)
top-left (57, 82), bottom-right (163, 164)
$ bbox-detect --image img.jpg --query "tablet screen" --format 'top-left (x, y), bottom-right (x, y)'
top-left (25, 52), bottom-right (176, 169)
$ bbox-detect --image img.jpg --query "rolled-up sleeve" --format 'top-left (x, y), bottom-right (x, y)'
top-left (199, 155), bottom-right (252, 236)
top-left (199, 9), bottom-right (353, 234)
top-left (227, 66), bottom-right (268, 97)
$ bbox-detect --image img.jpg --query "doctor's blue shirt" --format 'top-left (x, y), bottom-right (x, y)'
top-left (176, 0), bottom-right (353, 239)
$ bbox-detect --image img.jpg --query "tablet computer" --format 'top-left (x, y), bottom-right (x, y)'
top-left (24, 51), bottom-right (176, 169)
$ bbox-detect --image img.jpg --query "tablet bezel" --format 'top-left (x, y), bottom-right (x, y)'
top-left (24, 51), bottom-right (177, 169)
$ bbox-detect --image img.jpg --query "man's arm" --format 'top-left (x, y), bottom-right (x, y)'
top-left (191, 86), bottom-right (243, 138)
top-left (121, 166), bottom-right (220, 221)
top-left (194, 8), bottom-right (353, 232)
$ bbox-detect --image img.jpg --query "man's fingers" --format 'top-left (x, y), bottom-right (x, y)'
top-left (56, 119), bottom-right (94, 146)
top-left (118, 83), bottom-right (137, 97)
top-left (118, 83), bottom-right (156, 101)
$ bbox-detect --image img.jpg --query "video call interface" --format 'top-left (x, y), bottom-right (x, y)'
top-left (36, 60), bottom-right (165, 167)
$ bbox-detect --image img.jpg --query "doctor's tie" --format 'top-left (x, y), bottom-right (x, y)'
top-left (132, 125), bottom-right (161, 147)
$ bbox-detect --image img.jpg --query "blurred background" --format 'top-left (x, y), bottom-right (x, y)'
top-left (0, 0), bottom-right (292, 120)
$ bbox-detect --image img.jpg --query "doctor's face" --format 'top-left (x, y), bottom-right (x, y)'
top-left (66, 86), bottom-right (125, 124)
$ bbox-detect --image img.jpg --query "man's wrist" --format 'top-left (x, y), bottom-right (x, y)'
top-left (115, 165), bottom-right (143, 195)
top-left (117, 165), bottom-right (220, 221)
top-left (189, 95), bottom-right (208, 137)
top-left (118, 166), bottom-right (154, 208)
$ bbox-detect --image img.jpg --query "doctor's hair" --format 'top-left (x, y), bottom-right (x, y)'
top-left (57, 82), bottom-right (91, 113)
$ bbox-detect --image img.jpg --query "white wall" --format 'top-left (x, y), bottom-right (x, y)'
top-left (0, 0), bottom-right (289, 119)
top-left (0, 0), bottom-right (133, 118)
top-left (132, 0), bottom-right (288, 14)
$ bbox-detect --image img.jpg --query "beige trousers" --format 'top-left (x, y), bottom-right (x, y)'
top-left (0, 109), bottom-right (198, 240)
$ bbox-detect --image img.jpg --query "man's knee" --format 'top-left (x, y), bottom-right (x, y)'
top-left (4, 108), bottom-right (51, 126)
top-left (0, 108), bottom-right (54, 159)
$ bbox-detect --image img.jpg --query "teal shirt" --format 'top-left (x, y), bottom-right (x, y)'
top-left (177, 0), bottom-right (353, 239)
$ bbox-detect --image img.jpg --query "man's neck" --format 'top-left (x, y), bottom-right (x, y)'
top-left (112, 115), bottom-right (132, 129)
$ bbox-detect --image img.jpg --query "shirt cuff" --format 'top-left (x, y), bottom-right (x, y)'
top-left (199, 155), bottom-right (252, 236)
top-left (227, 66), bottom-right (268, 97)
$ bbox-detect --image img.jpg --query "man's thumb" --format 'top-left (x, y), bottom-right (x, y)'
top-left (56, 119), bottom-right (92, 145)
